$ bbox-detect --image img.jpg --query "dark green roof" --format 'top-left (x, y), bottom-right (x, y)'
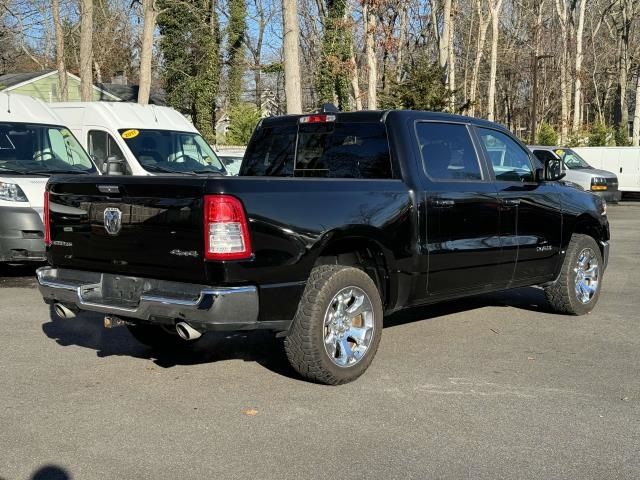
top-left (0, 70), bottom-right (54, 89)
top-left (96, 83), bottom-right (166, 106)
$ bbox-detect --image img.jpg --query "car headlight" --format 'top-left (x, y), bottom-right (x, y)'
top-left (591, 177), bottom-right (608, 191)
top-left (0, 182), bottom-right (29, 202)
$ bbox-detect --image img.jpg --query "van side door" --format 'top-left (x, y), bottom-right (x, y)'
top-left (476, 127), bottom-right (563, 284)
top-left (415, 121), bottom-right (512, 298)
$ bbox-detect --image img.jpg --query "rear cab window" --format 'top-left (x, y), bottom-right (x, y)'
top-left (241, 118), bottom-right (392, 179)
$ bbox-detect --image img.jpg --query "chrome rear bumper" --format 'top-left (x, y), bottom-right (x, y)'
top-left (36, 267), bottom-right (259, 329)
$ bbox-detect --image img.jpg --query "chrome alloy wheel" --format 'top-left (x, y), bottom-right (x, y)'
top-left (323, 286), bottom-right (375, 367)
top-left (574, 248), bottom-right (600, 304)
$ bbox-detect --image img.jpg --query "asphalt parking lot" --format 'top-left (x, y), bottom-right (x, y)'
top-left (1, 203), bottom-right (639, 480)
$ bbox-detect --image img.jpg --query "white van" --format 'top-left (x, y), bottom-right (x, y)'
top-left (572, 147), bottom-right (640, 194)
top-left (0, 93), bottom-right (98, 263)
top-left (50, 102), bottom-right (227, 176)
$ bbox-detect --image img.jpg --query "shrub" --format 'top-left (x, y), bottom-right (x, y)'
top-left (588, 122), bottom-right (612, 146)
top-left (224, 103), bottom-right (262, 146)
top-left (537, 122), bottom-right (558, 145)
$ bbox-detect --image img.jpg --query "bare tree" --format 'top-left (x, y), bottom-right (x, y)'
top-left (364, 1), bottom-right (377, 109)
top-left (79, 0), bottom-right (93, 101)
top-left (469, 0), bottom-right (490, 117)
top-left (51, 0), bottom-right (67, 101)
top-left (555, 0), bottom-right (569, 142)
top-left (633, 67), bottom-right (640, 146)
top-left (486, 0), bottom-right (503, 121)
top-left (137, 0), bottom-right (158, 105)
top-left (572, 0), bottom-right (586, 133)
top-left (282, 0), bottom-right (302, 113)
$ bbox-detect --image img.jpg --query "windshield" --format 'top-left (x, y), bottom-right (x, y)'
top-left (118, 129), bottom-right (226, 174)
top-left (555, 148), bottom-right (592, 169)
top-left (0, 122), bottom-right (96, 174)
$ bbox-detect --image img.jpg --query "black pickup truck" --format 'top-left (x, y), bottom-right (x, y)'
top-left (37, 110), bottom-right (610, 384)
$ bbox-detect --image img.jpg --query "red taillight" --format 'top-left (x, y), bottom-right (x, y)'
top-left (43, 190), bottom-right (51, 246)
top-left (299, 114), bottom-right (336, 124)
top-left (204, 195), bottom-right (252, 260)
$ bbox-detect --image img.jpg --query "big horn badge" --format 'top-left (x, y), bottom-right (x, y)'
top-left (103, 207), bottom-right (122, 235)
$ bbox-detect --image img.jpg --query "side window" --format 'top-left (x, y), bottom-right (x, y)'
top-left (533, 150), bottom-right (557, 163)
top-left (416, 122), bottom-right (482, 181)
top-left (477, 128), bottom-right (534, 182)
top-left (88, 130), bottom-right (128, 174)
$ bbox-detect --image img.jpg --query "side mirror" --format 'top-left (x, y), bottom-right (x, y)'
top-left (103, 156), bottom-right (125, 175)
top-left (544, 158), bottom-right (566, 181)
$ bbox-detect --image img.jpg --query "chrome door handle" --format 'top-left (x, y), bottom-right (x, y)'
top-left (431, 199), bottom-right (455, 208)
top-left (502, 198), bottom-right (521, 206)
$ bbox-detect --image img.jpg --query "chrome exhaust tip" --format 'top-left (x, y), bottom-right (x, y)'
top-left (53, 303), bottom-right (76, 319)
top-left (175, 322), bottom-right (202, 341)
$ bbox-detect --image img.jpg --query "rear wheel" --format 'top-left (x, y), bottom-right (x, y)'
top-left (544, 234), bottom-right (603, 315)
top-left (127, 323), bottom-right (199, 350)
top-left (284, 265), bottom-right (383, 385)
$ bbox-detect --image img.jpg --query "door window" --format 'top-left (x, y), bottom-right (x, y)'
top-left (532, 149), bottom-right (557, 163)
top-left (477, 128), bottom-right (534, 182)
top-left (416, 122), bottom-right (482, 181)
top-left (88, 130), bottom-right (128, 174)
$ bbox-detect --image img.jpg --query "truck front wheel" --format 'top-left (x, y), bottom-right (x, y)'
top-left (284, 265), bottom-right (383, 385)
top-left (544, 234), bottom-right (604, 315)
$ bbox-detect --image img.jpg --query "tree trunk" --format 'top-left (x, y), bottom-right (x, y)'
top-left (555, 0), bottom-right (569, 143)
top-left (469, 0), bottom-right (490, 117)
top-left (396, 3), bottom-right (408, 83)
top-left (79, 0), bottom-right (93, 101)
top-left (633, 67), bottom-right (640, 146)
top-left (138, 0), bottom-right (158, 105)
top-left (350, 40), bottom-right (362, 110)
top-left (52, 0), bottom-right (68, 101)
top-left (486, 0), bottom-right (503, 121)
top-left (447, 5), bottom-right (455, 112)
top-left (438, 0), bottom-right (452, 71)
top-left (282, 0), bottom-right (302, 113)
top-left (571, 0), bottom-right (586, 133)
top-left (364, 3), bottom-right (377, 110)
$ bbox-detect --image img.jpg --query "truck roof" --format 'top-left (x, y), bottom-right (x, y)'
top-left (259, 109), bottom-right (510, 131)
top-left (49, 101), bottom-right (198, 134)
top-left (0, 92), bottom-right (65, 125)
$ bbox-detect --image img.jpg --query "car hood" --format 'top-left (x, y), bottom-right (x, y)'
top-left (570, 167), bottom-right (617, 179)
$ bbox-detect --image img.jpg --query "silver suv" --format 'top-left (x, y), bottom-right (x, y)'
top-left (529, 146), bottom-right (621, 202)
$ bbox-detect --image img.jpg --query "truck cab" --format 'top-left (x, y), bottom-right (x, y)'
top-left (50, 102), bottom-right (227, 176)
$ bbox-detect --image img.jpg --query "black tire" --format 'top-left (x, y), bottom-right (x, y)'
top-left (284, 265), bottom-right (384, 385)
top-left (544, 234), bottom-right (604, 315)
top-left (127, 323), bottom-right (198, 350)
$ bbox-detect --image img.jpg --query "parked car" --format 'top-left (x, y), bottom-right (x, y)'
top-left (50, 102), bottom-right (227, 176)
top-left (529, 145), bottom-right (621, 202)
top-left (0, 93), bottom-right (98, 263)
top-left (37, 110), bottom-right (609, 384)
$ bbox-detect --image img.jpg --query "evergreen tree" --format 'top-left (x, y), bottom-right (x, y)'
top-left (227, 0), bottom-right (247, 108)
top-left (158, 0), bottom-right (220, 143)
top-left (537, 123), bottom-right (559, 146)
top-left (317, 0), bottom-right (351, 110)
top-left (381, 55), bottom-right (450, 111)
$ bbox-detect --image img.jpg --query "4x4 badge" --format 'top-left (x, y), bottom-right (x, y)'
top-left (104, 207), bottom-right (122, 235)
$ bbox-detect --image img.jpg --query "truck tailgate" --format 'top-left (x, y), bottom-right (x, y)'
top-left (47, 176), bottom-right (209, 283)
